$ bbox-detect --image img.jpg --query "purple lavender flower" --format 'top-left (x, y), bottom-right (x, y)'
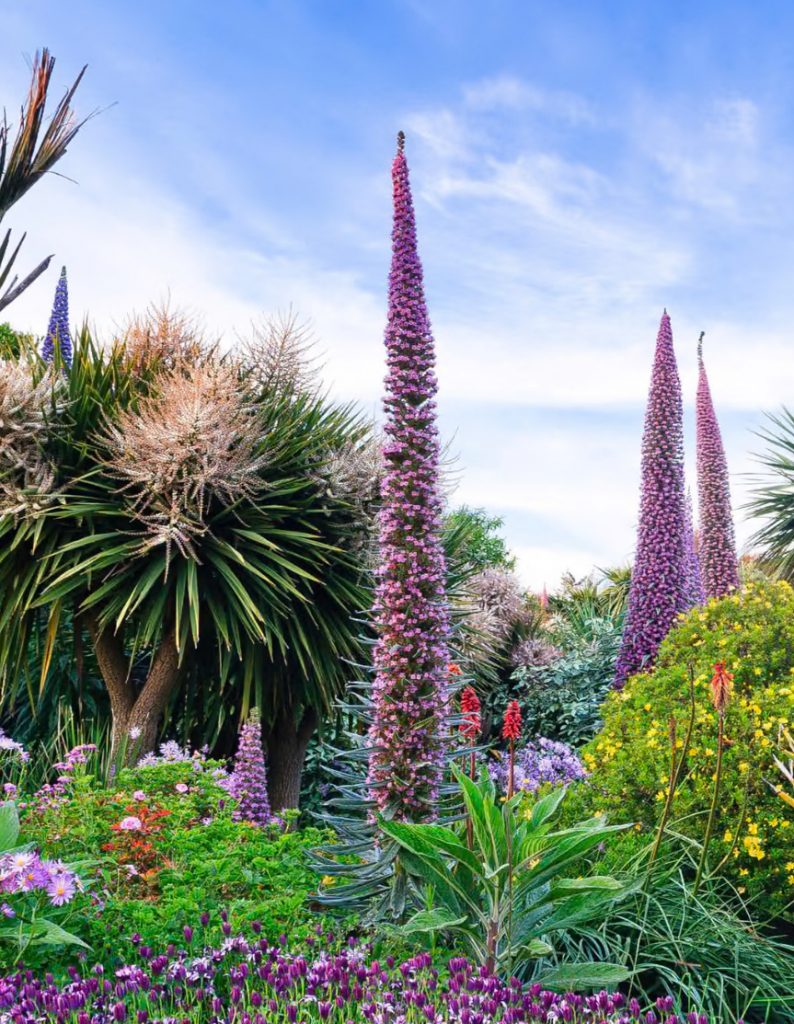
top-left (367, 133), bottom-right (450, 822)
top-left (0, 935), bottom-right (697, 1023)
top-left (41, 266), bottom-right (72, 368)
top-left (615, 312), bottom-right (688, 689)
top-left (683, 490), bottom-right (705, 608)
top-left (489, 737), bottom-right (587, 795)
top-left (696, 333), bottom-right (739, 598)
top-left (228, 709), bottom-right (272, 826)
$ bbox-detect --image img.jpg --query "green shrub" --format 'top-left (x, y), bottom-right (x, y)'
top-left (569, 579), bottom-right (794, 919)
top-left (19, 760), bottom-right (351, 972)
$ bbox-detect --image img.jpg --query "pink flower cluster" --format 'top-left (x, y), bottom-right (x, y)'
top-left (696, 336), bottom-right (739, 598)
top-left (367, 134), bottom-right (450, 820)
top-left (25, 744), bottom-right (96, 813)
top-left (0, 850), bottom-right (77, 907)
top-left (615, 312), bottom-right (689, 689)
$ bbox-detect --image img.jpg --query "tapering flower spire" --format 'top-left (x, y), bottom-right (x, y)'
top-left (684, 489), bottom-right (705, 608)
top-left (614, 311), bottom-right (688, 689)
top-left (367, 133), bottom-right (450, 821)
top-left (41, 266), bottom-right (71, 367)
top-left (696, 333), bottom-right (739, 598)
top-left (229, 709), bottom-right (272, 826)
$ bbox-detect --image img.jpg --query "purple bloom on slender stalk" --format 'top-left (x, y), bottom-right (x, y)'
top-left (41, 266), bottom-right (72, 368)
top-left (696, 333), bottom-right (739, 598)
top-left (229, 709), bottom-right (272, 826)
top-left (367, 133), bottom-right (450, 821)
top-left (683, 489), bottom-right (705, 608)
top-left (615, 312), bottom-right (688, 689)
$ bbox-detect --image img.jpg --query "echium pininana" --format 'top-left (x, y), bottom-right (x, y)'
top-left (367, 132), bottom-right (450, 821)
top-left (684, 489), bottom-right (705, 608)
top-left (696, 333), bottom-right (739, 598)
top-left (41, 266), bottom-right (71, 367)
top-left (614, 311), bottom-right (688, 689)
top-left (229, 709), bottom-right (272, 826)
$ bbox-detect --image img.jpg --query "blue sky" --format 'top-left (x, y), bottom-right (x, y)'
top-left (3, 1), bottom-right (794, 588)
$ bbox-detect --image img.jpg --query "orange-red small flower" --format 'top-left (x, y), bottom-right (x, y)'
top-left (502, 700), bottom-right (522, 741)
top-left (459, 686), bottom-right (481, 741)
top-left (448, 662), bottom-right (462, 676)
top-left (710, 661), bottom-right (733, 714)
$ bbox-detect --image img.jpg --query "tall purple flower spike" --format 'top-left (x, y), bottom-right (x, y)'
top-left (614, 311), bottom-right (688, 689)
top-left (41, 266), bottom-right (72, 367)
top-left (229, 709), bottom-right (272, 826)
top-left (684, 489), bottom-right (705, 608)
top-left (367, 132), bottom-right (450, 821)
top-left (696, 332), bottom-right (739, 598)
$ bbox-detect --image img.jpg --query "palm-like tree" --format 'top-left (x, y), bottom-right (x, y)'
top-left (747, 408), bottom-right (794, 579)
top-left (0, 320), bottom-right (371, 808)
top-left (0, 49), bottom-right (89, 312)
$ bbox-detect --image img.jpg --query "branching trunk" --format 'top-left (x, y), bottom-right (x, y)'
top-left (86, 614), bottom-right (182, 764)
top-left (265, 706), bottom-right (318, 811)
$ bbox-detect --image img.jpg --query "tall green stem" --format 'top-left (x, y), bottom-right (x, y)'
top-left (694, 710), bottom-right (725, 895)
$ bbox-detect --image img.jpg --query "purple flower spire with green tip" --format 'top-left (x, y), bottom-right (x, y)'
top-left (229, 709), bottom-right (272, 826)
top-left (684, 488), bottom-right (705, 608)
top-left (614, 311), bottom-right (688, 689)
top-left (367, 132), bottom-right (450, 821)
top-left (696, 332), bottom-right (739, 598)
top-left (41, 266), bottom-right (71, 367)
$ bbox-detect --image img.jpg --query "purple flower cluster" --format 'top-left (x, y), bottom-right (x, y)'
top-left (227, 711), bottom-right (272, 826)
top-left (490, 738), bottom-right (587, 795)
top-left (0, 850), bottom-right (78, 908)
top-left (25, 745), bottom-right (96, 813)
top-left (0, 931), bottom-right (711, 1024)
top-left (0, 730), bottom-right (28, 763)
top-left (615, 313), bottom-right (688, 689)
top-left (696, 336), bottom-right (739, 598)
top-left (367, 133), bottom-right (450, 820)
top-left (136, 740), bottom-right (206, 767)
top-left (41, 267), bottom-right (72, 368)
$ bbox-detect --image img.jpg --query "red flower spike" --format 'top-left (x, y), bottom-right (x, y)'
top-left (502, 700), bottom-right (522, 742)
top-left (459, 686), bottom-right (481, 741)
top-left (710, 661), bottom-right (733, 714)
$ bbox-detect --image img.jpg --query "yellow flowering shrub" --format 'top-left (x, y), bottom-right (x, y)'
top-left (570, 579), bottom-right (794, 919)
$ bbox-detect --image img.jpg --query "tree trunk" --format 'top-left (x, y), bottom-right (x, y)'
top-left (86, 614), bottom-right (182, 764)
top-left (265, 707), bottom-right (318, 811)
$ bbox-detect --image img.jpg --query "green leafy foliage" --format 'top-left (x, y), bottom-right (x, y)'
top-left (20, 760), bottom-right (350, 969)
top-left (445, 506), bottom-right (516, 572)
top-left (569, 579), bottom-right (794, 919)
top-left (379, 765), bottom-right (630, 987)
top-left (488, 614), bottom-right (620, 748)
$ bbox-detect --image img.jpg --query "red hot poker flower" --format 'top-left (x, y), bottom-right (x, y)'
top-left (502, 700), bottom-right (522, 742)
top-left (710, 661), bottom-right (733, 714)
top-left (459, 686), bottom-right (481, 741)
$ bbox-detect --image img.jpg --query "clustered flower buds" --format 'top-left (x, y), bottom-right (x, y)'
top-left (502, 700), bottom-right (522, 742)
top-left (41, 266), bottom-right (72, 368)
top-left (696, 336), bottom-right (739, 598)
top-left (615, 313), bottom-right (689, 689)
top-left (710, 661), bottom-right (733, 715)
top-left (459, 686), bottom-right (481, 741)
top-left (367, 135), bottom-right (450, 821)
top-left (228, 709), bottom-right (272, 827)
